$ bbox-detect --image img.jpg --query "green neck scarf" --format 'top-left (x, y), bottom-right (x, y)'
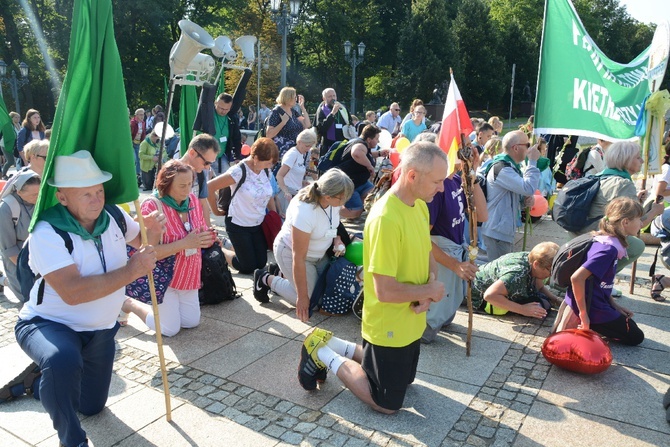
top-left (599, 167), bottom-right (632, 180)
top-left (40, 203), bottom-right (110, 241)
top-left (154, 191), bottom-right (191, 213)
top-left (491, 153), bottom-right (522, 175)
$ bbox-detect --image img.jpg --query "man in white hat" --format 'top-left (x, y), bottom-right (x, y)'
top-left (5, 151), bottom-right (163, 447)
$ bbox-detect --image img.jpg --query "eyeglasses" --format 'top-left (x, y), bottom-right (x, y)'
top-left (515, 142), bottom-right (531, 149)
top-left (393, 109), bottom-right (400, 112)
top-left (195, 151), bottom-right (214, 166)
top-left (35, 155), bottom-right (47, 160)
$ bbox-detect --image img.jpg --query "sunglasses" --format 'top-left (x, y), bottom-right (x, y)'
top-left (195, 151), bottom-right (213, 166)
top-left (516, 142), bottom-right (531, 149)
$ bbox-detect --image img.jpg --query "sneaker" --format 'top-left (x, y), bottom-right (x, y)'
top-left (222, 237), bottom-right (234, 250)
top-left (0, 362), bottom-right (41, 403)
top-left (611, 287), bottom-right (623, 298)
top-left (253, 268), bottom-right (270, 303)
top-left (298, 329), bottom-right (330, 390)
top-left (267, 262), bottom-right (280, 277)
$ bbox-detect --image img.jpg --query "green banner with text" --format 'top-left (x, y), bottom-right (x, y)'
top-left (535, 0), bottom-right (651, 140)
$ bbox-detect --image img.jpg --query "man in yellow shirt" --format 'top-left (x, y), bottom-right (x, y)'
top-left (298, 142), bottom-right (447, 413)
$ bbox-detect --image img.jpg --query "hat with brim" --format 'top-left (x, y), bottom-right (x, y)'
top-left (47, 150), bottom-right (113, 188)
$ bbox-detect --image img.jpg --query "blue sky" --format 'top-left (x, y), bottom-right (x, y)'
top-left (619, 0), bottom-right (669, 25)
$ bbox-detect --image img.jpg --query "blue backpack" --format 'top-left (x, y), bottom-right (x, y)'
top-left (16, 204), bottom-right (127, 303)
top-left (309, 256), bottom-right (361, 316)
top-left (551, 175), bottom-right (604, 232)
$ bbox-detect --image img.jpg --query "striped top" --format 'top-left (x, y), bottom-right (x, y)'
top-left (141, 194), bottom-right (204, 290)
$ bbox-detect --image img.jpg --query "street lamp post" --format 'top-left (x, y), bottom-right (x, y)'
top-left (344, 41), bottom-right (365, 114)
top-left (257, 40), bottom-right (270, 121)
top-left (270, 0), bottom-right (300, 88)
top-left (0, 61), bottom-right (30, 116)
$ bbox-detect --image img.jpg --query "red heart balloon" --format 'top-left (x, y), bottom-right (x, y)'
top-left (541, 329), bottom-right (613, 374)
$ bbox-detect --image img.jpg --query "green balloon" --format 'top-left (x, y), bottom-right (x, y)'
top-left (344, 241), bottom-right (364, 266)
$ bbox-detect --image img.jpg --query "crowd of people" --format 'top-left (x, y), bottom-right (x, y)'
top-left (0, 85), bottom-right (667, 446)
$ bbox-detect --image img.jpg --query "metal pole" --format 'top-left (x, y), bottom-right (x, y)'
top-left (11, 71), bottom-right (21, 116)
top-left (508, 63), bottom-right (516, 125)
top-left (280, 11), bottom-right (288, 88)
top-left (350, 54), bottom-right (356, 113)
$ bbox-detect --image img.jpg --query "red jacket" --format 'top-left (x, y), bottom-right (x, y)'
top-left (130, 118), bottom-right (146, 143)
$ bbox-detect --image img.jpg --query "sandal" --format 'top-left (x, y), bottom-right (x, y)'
top-left (651, 274), bottom-right (666, 302)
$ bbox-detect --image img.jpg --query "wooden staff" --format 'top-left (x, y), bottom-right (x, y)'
top-left (458, 136), bottom-right (477, 357)
top-left (134, 200), bottom-right (172, 421)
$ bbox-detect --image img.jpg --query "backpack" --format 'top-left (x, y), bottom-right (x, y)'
top-left (199, 244), bottom-right (240, 305)
top-left (317, 139), bottom-right (361, 173)
top-left (477, 160), bottom-right (511, 200)
top-left (1, 194), bottom-right (20, 226)
top-left (551, 176), bottom-right (603, 232)
top-left (565, 146), bottom-right (601, 181)
top-left (258, 114), bottom-right (271, 138)
top-left (309, 256), bottom-right (361, 316)
top-left (16, 204), bottom-right (127, 303)
top-left (550, 234), bottom-right (594, 288)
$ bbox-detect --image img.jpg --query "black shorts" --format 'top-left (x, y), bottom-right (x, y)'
top-left (361, 339), bottom-right (421, 411)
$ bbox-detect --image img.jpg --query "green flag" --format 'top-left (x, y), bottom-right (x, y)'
top-left (535, 0), bottom-right (651, 140)
top-left (32, 0), bottom-right (137, 229)
top-left (0, 95), bottom-right (16, 162)
top-left (179, 84), bottom-right (199, 157)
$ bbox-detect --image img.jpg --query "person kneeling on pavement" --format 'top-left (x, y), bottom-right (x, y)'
top-left (472, 242), bottom-right (562, 318)
top-left (4, 151), bottom-right (163, 447)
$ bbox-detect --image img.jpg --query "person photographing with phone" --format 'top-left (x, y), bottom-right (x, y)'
top-left (266, 87), bottom-right (311, 171)
top-left (314, 88), bottom-right (355, 155)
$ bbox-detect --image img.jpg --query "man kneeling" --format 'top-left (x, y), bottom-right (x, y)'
top-left (472, 242), bottom-right (561, 318)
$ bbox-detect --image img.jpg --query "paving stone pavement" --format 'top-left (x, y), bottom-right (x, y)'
top-left (1, 215), bottom-right (669, 447)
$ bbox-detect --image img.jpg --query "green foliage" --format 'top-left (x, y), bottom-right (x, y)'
top-left (0, 0), bottom-right (663, 122)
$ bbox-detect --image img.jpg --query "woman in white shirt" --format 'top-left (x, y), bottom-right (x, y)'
top-left (253, 169), bottom-right (353, 322)
top-left (276, 128), bottom-right (317, 217)
top-left (207, 138), bottom-right (279, 273)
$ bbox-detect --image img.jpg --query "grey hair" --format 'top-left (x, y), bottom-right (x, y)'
top-left (322, 88), bottom-right (335, 99)
top-left (296, 168), bottom-right (354, 205)
top-left (24, 139), bottom-right (49, 160)
top-left (605, 141), bottom-right (640, 172)
top-left (400, 141), bottom-right (448, 173)
top-left (413, 132), bottom-right (437, 143)
top-left (502, 130), bottom-right (526, 152)
top-left (296, 128), bottom-right (317, 145)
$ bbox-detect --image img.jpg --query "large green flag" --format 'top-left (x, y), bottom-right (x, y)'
top-left (535, 0), bottom-right (651, 140)
top-left (32, 0), bottom-right (137, 230)
top-left (0, 95), bottom-right (16, 161)
top-left (179, 84), bottom-right (199, 157)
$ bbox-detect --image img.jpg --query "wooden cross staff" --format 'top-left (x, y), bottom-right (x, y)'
top-left (134, 200), bottom-right (172, 421)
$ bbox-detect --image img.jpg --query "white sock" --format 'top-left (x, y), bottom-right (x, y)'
top-left (270, 275), bottom-right (280, 291)
top-left (326, 336), bottom-right (356, 359)
top-left (316, 346), bottom-right (345, 375)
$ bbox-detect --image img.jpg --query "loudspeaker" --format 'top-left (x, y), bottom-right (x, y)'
top-left (170, 19), bottom-right (215, 76)
top-left (235, 36), bottom-right (257, 64)
top-left (186, 53), bottom-right (215, 78)
top-left (212, 36), bottom-right (237, 61)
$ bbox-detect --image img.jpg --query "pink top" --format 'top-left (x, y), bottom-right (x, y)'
top-left (141, 193), bottom-right (204, 290)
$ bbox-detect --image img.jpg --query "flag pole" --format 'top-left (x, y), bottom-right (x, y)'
top-left (134, 201), bottom-right (172, 421)
top-left (450, 67), bottom-right (475, 357)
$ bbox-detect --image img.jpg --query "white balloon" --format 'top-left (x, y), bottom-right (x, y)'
top-left (378, 129), bottom-right (393, 149)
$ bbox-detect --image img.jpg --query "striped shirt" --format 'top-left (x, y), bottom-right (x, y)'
top-left (141, 193), bottom-right (204, 290)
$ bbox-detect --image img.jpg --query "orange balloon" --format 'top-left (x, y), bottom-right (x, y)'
top-left (241, 144), bottom-right (251, 156)
top-left (530, 190), bottom-right (549, 217)
top-left (0, 180), bottom-right (6, 191)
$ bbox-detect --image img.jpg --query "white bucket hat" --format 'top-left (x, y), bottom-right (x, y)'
top-left (47, 150), bottom-right (112, 188)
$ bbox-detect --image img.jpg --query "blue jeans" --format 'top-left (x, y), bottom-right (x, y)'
top-left (15, 317), bottom-right (120, 447)
top-left (345, 181), bottom-right (374, 211)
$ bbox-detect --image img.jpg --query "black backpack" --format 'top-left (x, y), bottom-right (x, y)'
top-left (477, 160), bottom-right (511, 200)
top-left (199, 244), bottom-right (240, 305)
top-left (16, 204), bottom-right (127, 303)
top-left (551, 175), bottom-right (603, 232)
top-left (550, 234), bottom-right (594, 288)
top-left (317, 139), bottom-right (360, 173)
